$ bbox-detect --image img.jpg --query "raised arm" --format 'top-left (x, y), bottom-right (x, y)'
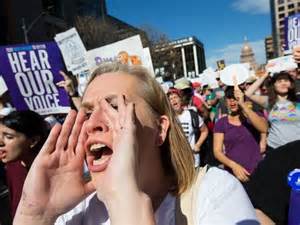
top-left (234, 79), bottom-right (268, 133)
top-left (244, 73), bottom-right (269, 107)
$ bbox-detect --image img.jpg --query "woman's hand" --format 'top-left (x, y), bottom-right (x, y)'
top-left (14, 110), bottom-right (95, 225)
top-left (89, 95), bottom-right (156, 225)
top-left (231, 162), bottom-right (250, 182)
top-left (56, 71), bottom-right (77, 97)
top-left (88, 95), bottom-right (139, 200)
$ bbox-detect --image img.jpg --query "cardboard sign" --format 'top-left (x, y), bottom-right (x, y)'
top-left (55, 28), bottom-right (89, 75)
top-left (267, 55), bottom-right (297, 74)
top-left (87, 35), bottom-right (145, 71)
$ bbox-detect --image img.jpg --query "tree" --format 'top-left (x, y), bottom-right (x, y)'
top-left (74, 16), bottom-right (120, 50)
top-left (75, 16), bottom-right (149, 51)
top-left (140, 25), bottom-right (183, 81)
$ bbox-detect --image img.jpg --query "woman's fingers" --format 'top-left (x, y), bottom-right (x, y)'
top-left (99, 98), bottom-right (120, 131)
top-left (56, 110), bottom-right (77, 151)
top-left (118, 95), bottom-right (126, 127)
top-left (124, 102), bottom-right (136, 129)
top-left (40, 123), bottom-right (62, 155)
top-left (59, 70), bottom-right (69, 80)
top-left (67, 109), bottom-right (86, 157)
top-left (75, 121), bottom-right (88, 159)
top-left (56, 81), bottom-right (66, 87)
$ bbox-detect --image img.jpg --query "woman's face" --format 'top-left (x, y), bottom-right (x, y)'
top-left (82, 73), bottom-right (162, 189)
top-left (274, 78), bottom-right (292, 95)
top-left (0, 124), bottom-right (31, 163)
top-left (226, 97), bottom-right (239, 113)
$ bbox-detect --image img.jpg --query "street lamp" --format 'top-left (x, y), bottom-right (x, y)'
top-left (21, 12), bottom-right (46, 44)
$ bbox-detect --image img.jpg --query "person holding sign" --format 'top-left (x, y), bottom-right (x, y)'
top-left (13, 63), bottom-right (258, 225)
top-left (244, 69), bottom-right (300, 224)
top-left (245, 70), bottom-right (300, 150)
top-left (213, 77), bottom-right (268, 182)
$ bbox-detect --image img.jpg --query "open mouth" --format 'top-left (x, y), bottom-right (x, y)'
top-left (87, 143), bottom-right (113, 172)
top-left (0, 150), bottom-right (6, 158)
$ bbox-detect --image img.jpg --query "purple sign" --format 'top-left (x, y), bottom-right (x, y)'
top-left (285, 13), bottom-right (300, 51)
top-left (0, 42), bottom-right (70, 115)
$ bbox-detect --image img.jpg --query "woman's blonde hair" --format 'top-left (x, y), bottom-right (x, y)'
top-left (87, 62), bottom-right (195, 195)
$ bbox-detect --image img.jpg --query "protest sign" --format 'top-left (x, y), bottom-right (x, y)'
top-left (143, 47), bottom-right (155, 76)
top-left (0, 42), bottom-right (70, 115)
top-left (55, 27), bottom-right (89, 75)
top-left (216, 59), bottom-right (226, 70)
top-left (285, 13), bottom-right (300, 53)
top-left (87, 35), bottom-right (145, 71)
top-left (220, 64), bottom-right (250, 86)
top-left (267, 55), bottom-right (297, 74)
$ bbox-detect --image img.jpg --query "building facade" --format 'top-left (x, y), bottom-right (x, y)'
top-left (265, 35), bottom-right (275, 60)
top-left (1, 0), bottom-right (147, 48)
top-left (270, 0), bottom-right (300, 57)
top-left (154, 36), bottom-right (206, 80)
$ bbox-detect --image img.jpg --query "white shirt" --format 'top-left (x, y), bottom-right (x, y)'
top-left (177, 109), bottom-right (204, 149)
top-left (55, 168), bottom-right (258, 225)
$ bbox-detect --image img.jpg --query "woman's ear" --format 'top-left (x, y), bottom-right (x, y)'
top-left (156, 115), bottom-right (170, 146)
top-left (29, 136), bottom-right (41, 149)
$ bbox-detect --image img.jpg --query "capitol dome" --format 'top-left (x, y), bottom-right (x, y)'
top-left (241, 43), bottom-right (253, 55)
top-left (240, 37), bottom-right (257, 70)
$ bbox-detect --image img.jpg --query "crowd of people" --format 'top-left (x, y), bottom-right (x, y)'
top-left (0, 47), bottom-right (300, 225)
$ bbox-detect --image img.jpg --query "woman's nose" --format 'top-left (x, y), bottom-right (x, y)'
top-left (85, 108), bottom-right (109, 135)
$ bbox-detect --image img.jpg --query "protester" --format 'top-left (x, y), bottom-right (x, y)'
top-left (14, 63), bottom-right (258, 225)
top-left (0, 111), bottom-right (49, 219)
top-left (174, 78), bottom-right (209, 119)
top-left (167, 88), bottom-right (208, 167)
top-left (244, 140), bottom-right (300, 225)
top-left (245, 71), bottom-right (300, 150)
top-left (213, 85), bottom-right (268, 182)
top-left (292, 45), bottom-right (300, 100)
top-left (244, 69), bottom-right (300, 224)
top-left (201, 85), bottom-right (218, 122)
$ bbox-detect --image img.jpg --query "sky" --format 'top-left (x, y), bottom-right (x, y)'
top-left (106, 0), bottom-right (271, 69)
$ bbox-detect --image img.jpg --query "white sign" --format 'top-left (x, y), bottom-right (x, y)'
top-left (143, 47), bottom-right (155, 76)
top-left (267, 55), bottom-right (297, 74)
top-left (55, 28), bottom-right (89, 75)
top-left (87, 35), bottom-right (145, 72)
top-left (220, 64), bottom-right (250, 86)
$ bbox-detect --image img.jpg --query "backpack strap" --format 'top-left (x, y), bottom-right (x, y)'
top-left (188, 109), bottom-right (199, 130)
top-left (175, 165), bottom-right (208, 225)
top-left (188, 109), bottom-right (200, 142)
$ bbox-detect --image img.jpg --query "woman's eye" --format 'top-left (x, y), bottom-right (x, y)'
top-left (110, 103), bottom-right (118, 110)
top-left (85, 112), bottom-right (92, 119)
